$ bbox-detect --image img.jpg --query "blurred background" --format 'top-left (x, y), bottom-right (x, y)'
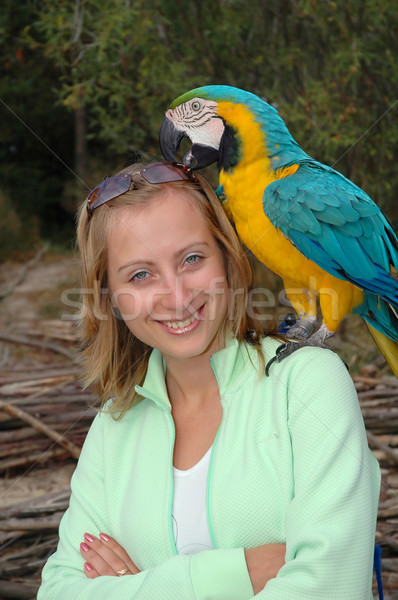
top-left (0, 1), bottom-right (398, 597)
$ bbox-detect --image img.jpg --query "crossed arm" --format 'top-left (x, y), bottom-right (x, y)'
top-left (80, 532), bottom-right (286, 594)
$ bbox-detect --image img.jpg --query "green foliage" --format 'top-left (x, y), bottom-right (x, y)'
top-left (1, 0), bottom-right (397, 259)
top-left (0, 189), bottom-right (39, 260)
top-left (274, 1), bottom-right (398, 218)
top-left (0, 0), bottom-right (75, 244)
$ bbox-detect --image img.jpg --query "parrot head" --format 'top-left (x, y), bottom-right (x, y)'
top-left (160, 85), bottom-right (302, 173)
top-left (159, 85), bottom-right (252, 171)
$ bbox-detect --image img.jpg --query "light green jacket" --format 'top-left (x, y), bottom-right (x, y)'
top-left (38, 337), bottom-right (380, 600)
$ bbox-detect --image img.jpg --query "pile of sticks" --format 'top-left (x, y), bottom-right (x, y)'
top-left (0, 490), bottom-right (70, 599)
top-left (0, 320), bottom-right (397, 598)
top-left (0, 319), bottom-right (96, 598)
top-left (0, 367), bottom-right (96, 473)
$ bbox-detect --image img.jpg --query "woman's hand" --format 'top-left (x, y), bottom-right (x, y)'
top-left (80, 533), bottom-right (140, 578)
top-left (244, 543), bottom-right (286, 594)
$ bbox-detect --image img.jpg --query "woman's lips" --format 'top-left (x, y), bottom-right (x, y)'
top-left (157, 305), bottom-right (205, 335)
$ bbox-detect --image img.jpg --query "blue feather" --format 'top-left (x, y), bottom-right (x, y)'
top-left (338, 220), bottom-right (363, 237)
top-left (354, 293), bottom-right (398, 341)
top-left (314, 205), bottom-right (347, 226)
top-left (263, 162), bottom-right (398, 307)
top-left (215, 184), bottom-right (226, 202)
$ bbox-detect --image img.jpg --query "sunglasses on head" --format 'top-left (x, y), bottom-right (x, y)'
top-left (86, 161), bottom-right (198, 217)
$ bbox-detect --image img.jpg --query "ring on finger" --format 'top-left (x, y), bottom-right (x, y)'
top-left (116, 568), bottom-right (129, 576)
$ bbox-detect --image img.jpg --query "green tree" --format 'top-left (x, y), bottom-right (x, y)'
top-left (1, 0), bottom-right (397, 252)
top-left (0, 0), bottom-right (75, 246)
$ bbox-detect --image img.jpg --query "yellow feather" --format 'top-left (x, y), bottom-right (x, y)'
top-left (216, 102), bottom-right (364, 330)
top-left (366, 324), bottom-right (398, 377)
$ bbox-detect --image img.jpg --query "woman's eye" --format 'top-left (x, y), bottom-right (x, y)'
top-left (185, 255), bottom-right (200, 265)
top-left (131, 270), bottom-right (148, 282)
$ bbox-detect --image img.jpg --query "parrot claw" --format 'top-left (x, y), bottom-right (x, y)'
top-left (265, 341), bottom-right (303, 375)
top-left (265, 324), bottom-right (335, 376)
top-left (285, 316), bottom-right (317, 340)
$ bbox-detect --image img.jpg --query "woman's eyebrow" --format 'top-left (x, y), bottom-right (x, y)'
top-left (118, 242), bottom-right (209, 273)
top-left (176, 241), bottom-right (209, 256)
top-left (118, 259), bottom-right (156, 273)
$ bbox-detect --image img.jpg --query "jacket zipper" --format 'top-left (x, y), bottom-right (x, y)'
top-left (206, 426), bottom-right (222, 549)
top-left (165, 409), bottom-right (178, 555)
top-left (135, 386), bottom-right (178, 555)
top-left (207, 355), bottom-right (225, 550)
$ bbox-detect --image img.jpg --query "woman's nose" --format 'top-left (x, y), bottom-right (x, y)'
top-left (154, 274), bottom-right (200, 319)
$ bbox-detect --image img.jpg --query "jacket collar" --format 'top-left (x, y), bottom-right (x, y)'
top-left (135, 349), bottom-right (170, 408)
top-left (135, 337), bottom-right (262, 409)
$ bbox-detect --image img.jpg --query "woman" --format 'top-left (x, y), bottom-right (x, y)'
top-left (38, 161), bottom-right (380, 599)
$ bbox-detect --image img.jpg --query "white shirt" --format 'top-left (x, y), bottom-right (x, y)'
top-left (172, 446), bottom-right (214, 555)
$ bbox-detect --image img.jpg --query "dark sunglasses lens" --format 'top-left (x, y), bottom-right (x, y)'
top-left (141, 162), bottom-right (193, 184)
top-left (87, 173), bottom-right (132, 211)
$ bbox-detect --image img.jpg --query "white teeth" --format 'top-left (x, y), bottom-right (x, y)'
top-left (163, 309), bottom-right (199, 329)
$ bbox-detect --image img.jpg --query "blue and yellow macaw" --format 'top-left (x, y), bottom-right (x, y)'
top-left (159, 85), bottom-right (398, 374)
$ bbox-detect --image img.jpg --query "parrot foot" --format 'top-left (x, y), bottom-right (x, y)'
top-left (307, 322), bottom-right (335, 344)
top-left (265, 323), bottom-right (335, 376)
top-left (285, 315), bottom-right (317, 341)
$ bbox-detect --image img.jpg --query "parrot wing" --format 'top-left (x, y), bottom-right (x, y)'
top-left (263, 162), bottom-right (398, 305)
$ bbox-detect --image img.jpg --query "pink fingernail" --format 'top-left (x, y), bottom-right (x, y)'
top-left (84, 533), bottom-right (95, 543)
top-left (84, 562), bottom-right (93, 572)
top-left (80, 542), bottom-right (90, 552)
top-left (99, 533), bottom-right (110, 542)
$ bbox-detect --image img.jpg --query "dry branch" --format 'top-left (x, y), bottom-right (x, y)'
top-left (0, 579), bottom-right (39, 599)
top-left (0, 401), bottom-right (81, 459)
top-left (0, 513), bottom-right (63, 532)
top-left (0, 332), bottom-right (75, 360)
top-left (0, 488), bottom-right (70, 520)
top-left (0, 367), bottom-right (80, 385)
top-left (0, 447), bottom-right (68, 472)
top-left (367, 431), bottom-right (398, 465)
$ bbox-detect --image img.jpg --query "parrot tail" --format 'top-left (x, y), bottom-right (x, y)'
top-left (365, 323), bottom-right (398, 377)
top-left (354, 291), bottom-right (398, 376)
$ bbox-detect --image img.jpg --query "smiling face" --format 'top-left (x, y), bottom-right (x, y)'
top-left (107, 187), bottom-right (229, 364)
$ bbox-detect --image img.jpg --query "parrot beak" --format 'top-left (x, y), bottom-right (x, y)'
top-left (159, 117), bottom-right (220, 170)
top-left (159, 117), bottom-right (185, 162)
top-left (182, 144), bottom-right (220, 170)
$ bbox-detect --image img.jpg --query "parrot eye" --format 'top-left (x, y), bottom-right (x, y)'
top-left (191, 101), bottom-right (201, 111)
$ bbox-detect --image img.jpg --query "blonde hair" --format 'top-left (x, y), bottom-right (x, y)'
top-left (76, 163), bottom-right (270, 418)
